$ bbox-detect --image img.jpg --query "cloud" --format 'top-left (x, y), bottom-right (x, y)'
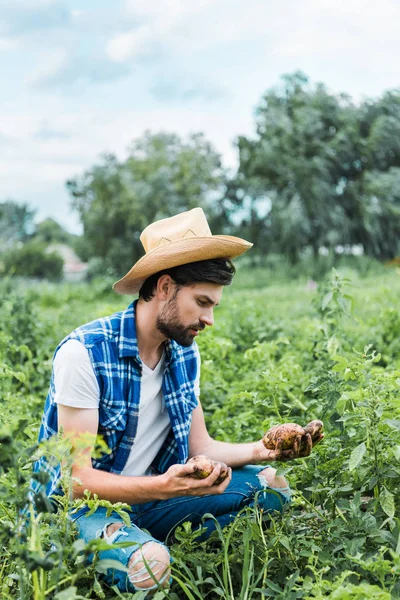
top-left (0, 0), bottom-right (70, 36)
top-left (124, 0), bottom-right (214, 21)
top-left (0, 101), bottom-right (243, 236)
top-left (0, 37), bottom-right (19, 52)
top-left (125, 0), bottom-right (190, 19)
top-left (106, 25), bottom-right (155, 62)
top-left (150, 80), bottom-right (228, 103)
top-left (3, 0), bottom-right (400, 235)
top-left (71, 9), bottom-right (85, 19)
top-left (27, 49), bottom-right (132, 89)
top-left (33, 122), bottom-right (70, 140)
top-left (106, 0), bottom-right (215, 63)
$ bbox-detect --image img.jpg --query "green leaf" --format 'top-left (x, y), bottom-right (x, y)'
top-left (380, 487), bottom-right (395, 518)
top-left (54, 587), bottom-right (81, 600)
top-left (344, 367), bottom-right (357, 381)
top-left (6, 367), bottom-right (26, 383)
top-left (95, 559), bottom-right (130, 574)
top-left (266, 579), bottom-right (283, 593)
top-left (327, 336), bottom-right (340, 357)
top-left (332, 362), bottom-right (346, 373)
top-left (332, 354), bottom-right (348, 362)
top-left (349, 442), bottom-right (366, 471)
top-left (332, 354), bottom-right (348, 372)
top-left (385, 419), bottom-right (400, 430)
top-left (322, 291), bottom-right (334, 311)
top-left (279, 535), bottom-right (291, 551)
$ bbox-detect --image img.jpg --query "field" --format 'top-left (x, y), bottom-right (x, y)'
top-left (1, 266), bottom-right (400, 599)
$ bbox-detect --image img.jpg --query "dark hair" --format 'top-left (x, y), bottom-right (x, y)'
top-left (139, 258), bottom-right (236, 302)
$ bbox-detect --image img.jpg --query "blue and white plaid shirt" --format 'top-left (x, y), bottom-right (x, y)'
top-left (32, 301), bottom-right (199, 501)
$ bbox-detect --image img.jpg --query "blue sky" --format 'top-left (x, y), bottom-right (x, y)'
top-left (1, 0), bottom-right (399, 233)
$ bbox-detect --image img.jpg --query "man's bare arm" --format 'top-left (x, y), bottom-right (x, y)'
top-left (58, 405), bottom-right (231, 503)
top-left (188, 403), bottom-right (311, 465)
top-left (188, 403), bottom-right (266, 467)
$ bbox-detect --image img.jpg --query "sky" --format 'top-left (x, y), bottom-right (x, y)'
top-left (1, 0), bottom-right (400, 234)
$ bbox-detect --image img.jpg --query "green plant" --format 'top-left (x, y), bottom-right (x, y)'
top-left (1, 271), bottom-right (400, 598)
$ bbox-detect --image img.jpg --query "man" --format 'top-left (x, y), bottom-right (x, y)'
top-left (34, 208), bottom-right (316, 595)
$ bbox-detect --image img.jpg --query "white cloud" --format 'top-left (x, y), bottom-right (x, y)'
top-left (26, 47), bottom-right (131, 89)
top-left (11, 0), bottom-right (61, 8)
top-left (2, 0), bottom-right (400, 232)
top-left (25, 48), bottom-right (69, 87)
top-left (124, 0), bottom-right (212, 20)
top-left (0, 37), bottom-right (19, 51)
top-left (0, 101), bottom-right (243, 211)
top-left (0, 0), bottom-right (69, 36)
top-left (106, 25), bottom-right (153, 62)
top-left (71, 9), bottom-right (84, 18)
top-left (106, 0), bottom-right (400, 76)
top-left (106, 0), bottom-right (217, 63)
top-left (0, 100), bottom-right (245, 233)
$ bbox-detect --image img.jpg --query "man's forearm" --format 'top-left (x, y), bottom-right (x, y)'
top-left (72, 466), bottom-right (168, 504)
top-left (71, 459), bottom-right (233, 504)
top-left (190, 439), bottom-right (266, 468)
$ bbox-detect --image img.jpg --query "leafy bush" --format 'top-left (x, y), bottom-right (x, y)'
top-left (1, 271), bottom-right (400, 598)
top-left (0, 240), bottom-right (64, 281)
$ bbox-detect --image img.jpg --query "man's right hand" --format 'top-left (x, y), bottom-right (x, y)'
top-left (57, 405), bottom-right (232, 503)
top-left (160, 461), bottom-right (232, 498)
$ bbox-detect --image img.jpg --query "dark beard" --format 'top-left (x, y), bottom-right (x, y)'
top-left (156, 297), bottom-right (200, 347)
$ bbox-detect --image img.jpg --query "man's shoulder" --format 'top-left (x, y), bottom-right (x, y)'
top-left (74, 312), bottom-right (122, 342)
top-left (62, 305), bottom-right (133, 351)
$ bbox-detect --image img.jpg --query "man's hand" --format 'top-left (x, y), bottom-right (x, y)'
top-left (160, 461), bottom-right (232, 499)
top-left (252, 431), bottom-right (324, 463)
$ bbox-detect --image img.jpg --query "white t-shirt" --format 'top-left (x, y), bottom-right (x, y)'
top-left (53, 339), bottom-right (200, 476)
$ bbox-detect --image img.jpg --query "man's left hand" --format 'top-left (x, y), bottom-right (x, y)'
top-left (251, 434), bottom-right (323, 463)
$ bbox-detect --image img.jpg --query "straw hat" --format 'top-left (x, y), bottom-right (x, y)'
top-left (113, 207), bottom-right (252, 295)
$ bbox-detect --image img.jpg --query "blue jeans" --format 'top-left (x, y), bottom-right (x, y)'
top-left (72, 465), bottom-right (291, 593)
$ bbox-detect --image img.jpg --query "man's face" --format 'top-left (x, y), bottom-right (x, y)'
top-left (156, 282), bottom-right (223, 346)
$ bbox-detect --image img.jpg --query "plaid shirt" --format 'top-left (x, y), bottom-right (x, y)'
top-left (32, 301), bottom-right (199, 501)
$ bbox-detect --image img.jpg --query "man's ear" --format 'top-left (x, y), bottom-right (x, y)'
top-left (156, 274), bottom-right (175, 300)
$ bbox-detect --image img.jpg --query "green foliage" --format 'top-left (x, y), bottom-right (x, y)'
top-left (34, 218), bottom-right (74, 245)
top-left (7, 76), bottom-right (400, 282)
top-left (0, 203), bottom-right (78, 283)
top-left (232, 252), bottom-right (384, 290)
top-left (1, 270), bottom-right (400, 598)
top-left (55, 74), bottom-right (400, 273)
top-left (0, 239), bottom-right (64, 281)
top-left (0, 199), bottom-right (36, 249)
top-left (234, 72), bottom-right (400, 262)
top-left (67, 132), bottom-right (227, 276)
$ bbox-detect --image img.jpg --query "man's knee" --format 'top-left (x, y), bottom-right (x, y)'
top-left (128, 541), bottom-right (171, 591)
top-left (258, 467), bottom-right (289, 490)
top-left (102, 524), bottom-right (171, 591)
top-left (105, 522), bottom-right (124, 538)
top-left (256, 467), bottom-right (291, 511)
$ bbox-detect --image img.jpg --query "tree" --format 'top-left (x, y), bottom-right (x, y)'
top-left (34, 218), bottom-right (72, 245)
top-left (0, 200), bottom-right (36, 250)
top-left (235, 72), bottom-right (400, 262)
top-left (0, 240), bottom-right (64, 280)
top-left (360, 168), bottom-right (400, 259)
top-left (67, 132), bottom-right (227, 276)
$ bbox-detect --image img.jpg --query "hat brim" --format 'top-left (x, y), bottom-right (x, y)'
top-left (113, 235), bottom-right (252, 295)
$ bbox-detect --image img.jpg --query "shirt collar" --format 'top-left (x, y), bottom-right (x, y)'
top-left (118, 300), bottom-right (181, 366)
top-left (118, 301), bottom-right (140, 359)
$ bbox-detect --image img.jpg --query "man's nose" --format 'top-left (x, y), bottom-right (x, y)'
top-left (200, 308), bottom-right (214, 327)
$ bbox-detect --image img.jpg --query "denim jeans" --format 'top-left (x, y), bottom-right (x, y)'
top-left (72, 465), bottom-right (291, 593)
